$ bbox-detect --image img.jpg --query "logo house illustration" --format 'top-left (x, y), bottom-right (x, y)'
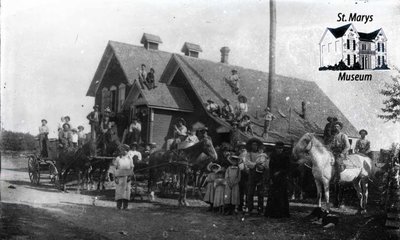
top-left (319, 24), bottom-right (388, 70)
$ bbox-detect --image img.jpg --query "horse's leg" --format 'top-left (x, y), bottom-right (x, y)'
top-left (361, 177), bottom-right (369, 213)
top-left (353, 179), bottom-right (363, 213)
top-left (177, 170), bottom-right (183, 206)
top-left (323, 179), bottom-right (330, 212)
top-left (183, 169), bottom-right (189, 207)
top-left (314, 179), bottom-right (322, 208)
top-left (77, 170), bottom-right (81, 194)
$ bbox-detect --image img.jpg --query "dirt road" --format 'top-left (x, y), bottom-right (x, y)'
top-left (1, 154), bottom-right (387, 240)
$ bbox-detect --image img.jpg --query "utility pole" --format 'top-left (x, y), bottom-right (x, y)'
top-left (267, 0), bottom-right (276, 109)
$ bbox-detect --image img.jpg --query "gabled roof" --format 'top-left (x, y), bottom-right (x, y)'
top-left (140, 33), bottom-right (163, 44)
top-left (327, 23), bottom-right (352, 38)
top-left (358, 29), bottom-right (381, 42)
top-left (181, 42), bottom-right (203, 53)
top-left (172, 54), bottom-right (359, 141)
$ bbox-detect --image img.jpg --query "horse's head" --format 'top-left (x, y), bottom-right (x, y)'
top-left (200, 137), bottom-right (218, 162)
top-left (292, 133), bottom-right (314, 161)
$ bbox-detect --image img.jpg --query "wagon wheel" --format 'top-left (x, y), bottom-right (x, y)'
top-left (28, 156), bottom-right (40, 185)
top-left (48, 161), bottom-right (59, 185)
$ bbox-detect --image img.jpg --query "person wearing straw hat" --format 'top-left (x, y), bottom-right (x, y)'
top-left (224, 69), bottom-right (240, 95)
top-left (38, 119), bottom-right (49, 157)
top-left (115, 144), bottom-right (134, 210)
top-left (58, 123), bottom-right (72, 149)
top-left (224, 155), bottom-right (241, 215)
top-left (355, 129), bottom-right (371, 156)
top-left (265, 141), bottom-right (290, 218)
top-left (245, 138), bottom-right (265, 214)
top-left (213, 169), bottom-right (226, 214)
top-left (203, 162), bottom-right (221, 211)
top-left (206, 99), bottom-right (220, 117)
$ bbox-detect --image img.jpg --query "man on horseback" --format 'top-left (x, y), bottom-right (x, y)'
top-left (330, 121), bottom-right (350, 176)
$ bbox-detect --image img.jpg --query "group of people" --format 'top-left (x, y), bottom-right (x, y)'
top-left (165, 118), bottom-right (203, 150)
top-left (138, 63), bottom-right (157, 90)
top-left (203, 139), bottom-right (291, 218)
top-left (323, 116), bottom-right (371, 193)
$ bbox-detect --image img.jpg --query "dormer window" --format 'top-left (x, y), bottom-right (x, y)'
top-left (140, 33), bottom-right (163, 50)
top-left (181, 42), bottom-right (202, 58)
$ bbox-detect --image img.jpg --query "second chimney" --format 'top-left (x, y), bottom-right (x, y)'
top-left (220, 47), bottom-right (230, 64)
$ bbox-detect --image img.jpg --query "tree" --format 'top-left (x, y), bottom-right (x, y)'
top-left (379, 68), bottom-right (400, 123)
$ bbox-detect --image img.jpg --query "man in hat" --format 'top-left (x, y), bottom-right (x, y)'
top-left (166, 118), bottom-right (188, 150)
top-left (245, 138), bottom-right (266, 214)
top-left (206, 99), bottom-right (220, 117)
top-left (224, 69), bottom-right (240, 95)
top-left (38, 119), bottom-right (49, 157)
top-left (262, 107), bottom-right (275, 138)
top-left (355, 129), bottom-right (371, 156)
top-left (330, 121), bottom-right (350, 177)
top-left (324, 117), bottom-right (334, 145)
top-left (87, 105), bottom-right (102, 144)
top-left (59, 123), bottom-right (72, 149)
top-left (265, 141), bottom-right (290, 218)
top-left (239, 115), bottom-right (254, 136)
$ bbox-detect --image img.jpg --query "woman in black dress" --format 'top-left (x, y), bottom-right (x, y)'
top-left (265, 141), bottom-right (290, 218)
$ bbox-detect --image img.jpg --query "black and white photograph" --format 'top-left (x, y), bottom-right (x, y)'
top-left (1, 0), bottom-right (400, 239)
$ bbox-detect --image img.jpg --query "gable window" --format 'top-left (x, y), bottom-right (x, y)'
top-left (377, 43), bottom-right (380, 52)
top-left (382, 56), bottom-right (385, 65)
top-left (118, 83), bottom-right (126, 111)
top-left (362, 44), bottom-right (366, 50)
top-left (382, 43), bottom-right (385, 52)
top-left (353, 40), bottom-right (356, 51)
top-left (110, 86), bottom-right (117, 112)
top-left (353, 55), bottom-right (356, 65)
top-left (347, 54), bottom-right (350, 66)
top-left (347, 39), bottom-right (350, 49)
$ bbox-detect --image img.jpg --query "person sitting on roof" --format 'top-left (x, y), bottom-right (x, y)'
top-left (235, 95), bottom-right (248, 120)
top-left (138, 64), bottom-right (147, 89)
top-left (262, 107), bottom-right (275, 138)
top-left (206, 99), bottom-right (220, 117)
top-left (230, 121), bottom-right (241, 148)
top-left (224, 69), bottom-right (240, 95)
top-left (145, 68), bottom-right (157, 89)
top-left (221, 98), bottom-right (235, 122)
top-left (239, 115), bottom-right (254, 136)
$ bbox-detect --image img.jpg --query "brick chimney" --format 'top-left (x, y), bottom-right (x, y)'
top-left (181, 42), bottom-right (202, 58)
top-left (140, 33), bottom-right (162, 50)
top-left (220, 47), bottom-right (230, 64)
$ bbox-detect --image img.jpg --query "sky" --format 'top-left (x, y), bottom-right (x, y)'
top-left (2, 0), bottom-right (399, 150)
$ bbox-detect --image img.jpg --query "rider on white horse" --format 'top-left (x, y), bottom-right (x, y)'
top-left (330, 121), bottom-right (350, 180)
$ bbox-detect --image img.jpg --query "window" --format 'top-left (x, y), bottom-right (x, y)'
top-left (377, 43), bottom-right (380, 52)
top-left (378, 56), bottom-right (381, 66)
top-left (110, 86), bottom-right (117, 112)
top-left (382, 56), bottom-right (385, 65)
top-left (118, 84), bottom-right (126, 111)
top-left (382, 43), bottom-right (385, 52)
top-left (353, 40), bottom-right (356, 51)
top-left (347, 54), bottom-right (350, 66)
top-left (354, 55), bottom-right (356, 65)
top-left (347, 39), bottom-right (350, 49)
top-left (362, 44), bottom-right (366, 50)
top-left (101, 88), bottom-right (109, 111)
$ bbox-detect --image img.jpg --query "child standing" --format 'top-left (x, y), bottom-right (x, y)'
top-left (224, 155), bottom-right (241, 215)
top-left (213, 170), bottom-right (226, 214)
top-left (71, 129), bottom-right (79, 148)
top-left (203, 163), bottom-right (221, 211)
top-left (77, 126), bottom-right (86, 147)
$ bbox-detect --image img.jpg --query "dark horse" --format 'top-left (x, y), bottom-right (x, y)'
top-left (148, 137), bottom-right (218, 206)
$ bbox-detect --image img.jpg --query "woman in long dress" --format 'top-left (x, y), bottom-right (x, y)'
top-left (203, 163), bottom-right (221, 211)
top-left (265, 142), bottom-right (290, 218)
top-left (115, 144), bottom-right (134, 210)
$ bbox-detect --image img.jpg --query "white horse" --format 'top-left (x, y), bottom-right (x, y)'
top-left (293, 133), bottom-right (372, 213)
